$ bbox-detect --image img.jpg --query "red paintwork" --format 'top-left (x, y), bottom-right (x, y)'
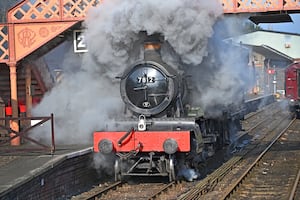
top-left (285, 62), bottom-right (300, 100)
top-left (5, 107), bottom-right (12, 115)
top-left (19, 105), bottom-right (26, 113)
top-left (94, 131), bottom-right (190, 153)
top-left (4, 98), bottom-right (41, 116)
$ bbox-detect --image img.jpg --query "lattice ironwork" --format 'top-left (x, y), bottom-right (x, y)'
top-left (238, 0), bottom-right (281, 11)
top-left (63, 0), bottom-right (101, 18)
top-left (9, 0), bottom-right (61, 22)
top-left (222, 0), bottom-right (235, 10)
top-left (222, 0), bottom-right (300, 13)
top-left (7, 0), bottom-right (300, 22)
top-left (1, 0), bottom-right (299, 64)
top-left (8, 0), bottom-right (101, 23)
top-left (0, 25), bottom-right (9, 62)
top-left (284, 0), bottom-right (300, 9)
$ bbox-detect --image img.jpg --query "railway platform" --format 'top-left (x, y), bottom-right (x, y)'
top-left (0, 144), bottom-right (94, 199)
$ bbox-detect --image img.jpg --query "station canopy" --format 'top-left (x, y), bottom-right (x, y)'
top-left (225, 30), bottom-right (300, 63)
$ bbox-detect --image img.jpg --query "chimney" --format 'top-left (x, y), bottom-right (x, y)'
top-left (143, 33), bottom-right (162, 61)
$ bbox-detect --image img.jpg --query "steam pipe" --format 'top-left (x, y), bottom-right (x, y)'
top-left (118, 127), bottom-right (134, 146)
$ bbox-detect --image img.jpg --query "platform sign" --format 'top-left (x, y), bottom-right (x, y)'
top-left (73, 30), bottom-right (88, 53)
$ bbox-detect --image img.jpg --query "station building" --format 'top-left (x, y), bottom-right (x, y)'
top-left (227, 30), bottom-right (300, 96)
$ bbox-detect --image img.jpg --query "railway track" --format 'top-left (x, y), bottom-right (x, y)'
top-left (242, 101), bottom-right (289, 131)
top-left (221, 119), bottom-right (300, 200)
top-left (72, 101), bottom-right (295, 200)
top-left (71, 180), bottom-right (195, 200)
top-left (232, 102), bottom-right (284, 152)
top-left (72, 181), bottom-right (122, 200)
top-left (179, 101), bottom-right (294, 199)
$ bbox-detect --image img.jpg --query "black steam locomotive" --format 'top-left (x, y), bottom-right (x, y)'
top-left (93, 34), bottom-right (245, 181)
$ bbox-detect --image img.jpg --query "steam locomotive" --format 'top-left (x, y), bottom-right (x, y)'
top-left (93, 34), bottom-right (245, 181)
top-left (285, 62), bottom-right (300, 118)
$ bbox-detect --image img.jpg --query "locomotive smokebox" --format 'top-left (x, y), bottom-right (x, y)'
top-left (120, 33), bottom-right (182, 117)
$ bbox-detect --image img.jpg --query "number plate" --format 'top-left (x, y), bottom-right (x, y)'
top-left (73, 30), bottom-right (88, 53)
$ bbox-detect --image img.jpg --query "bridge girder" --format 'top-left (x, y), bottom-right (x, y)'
top-left (0, 0), bottom-right (300, 64)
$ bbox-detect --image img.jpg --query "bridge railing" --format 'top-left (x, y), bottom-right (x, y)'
top-left (7, 0), bottom-right (101, 23)
top-left (222, 0), bottom-right (300, 13)
top-left (8, 0), bottom-right (300, 23)
top-left (1, 0), bottom-right (300, 63)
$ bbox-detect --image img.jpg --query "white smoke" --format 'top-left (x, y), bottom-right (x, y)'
top-left (31, 0), bottom-right (224, 144)
top-left (83, 0), bottom-right (253, 115)
top-left (178, 168), bottom-right (199, 182)
top-left (84, 0), bottom-right (223, 70)
top-left (188, 41), bottom-right (252, 116)
top-left (31, 0), bottom-right (254, 144)
top-left (31, 64), bottom-right (122, 144)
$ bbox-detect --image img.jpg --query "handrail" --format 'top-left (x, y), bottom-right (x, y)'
top-left (0, 113), bottom-right (55, 154)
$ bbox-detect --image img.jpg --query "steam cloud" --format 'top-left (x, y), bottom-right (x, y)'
top-left (32, 0), bottom-right (253, 145)
top-left (84, 0), bottom-right (222, 71)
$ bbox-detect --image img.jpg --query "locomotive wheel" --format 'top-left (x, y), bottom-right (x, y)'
top-left (114, 159), bottom-right (122, 181)
top-left (168, 157), bottom-right (176, 182)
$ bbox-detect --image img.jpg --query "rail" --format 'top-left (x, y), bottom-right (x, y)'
top-left (220, 118), bottom-right (296, 199)
top-left (84, 181), bottom-right (122, 200)
top-left (179, 104), bottom-right (292, 199)
top-left (0, 113), bottom-right (55, 154)
top-left (148, 181), bottom-right (176, 199)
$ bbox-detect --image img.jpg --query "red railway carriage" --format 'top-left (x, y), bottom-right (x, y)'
top-left (285, 62), bottom-right (300, 116)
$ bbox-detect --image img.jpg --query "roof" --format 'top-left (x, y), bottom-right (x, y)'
top-left (225, 30), bottom-right (300, 62)
top-left (249, 13), bottom-right (293, 25)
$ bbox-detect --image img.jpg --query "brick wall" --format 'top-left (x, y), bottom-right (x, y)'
top-left (0, 153), bottom-right (99, 200)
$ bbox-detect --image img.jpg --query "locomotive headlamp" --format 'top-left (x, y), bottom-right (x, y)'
top-left (99, 139), bottom-right (113, 154)
top-left (163, 138), bottom-right (178, 154)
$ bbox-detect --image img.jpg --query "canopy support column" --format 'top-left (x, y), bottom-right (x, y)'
top-left (9, 63), bottom-right (20, 146)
